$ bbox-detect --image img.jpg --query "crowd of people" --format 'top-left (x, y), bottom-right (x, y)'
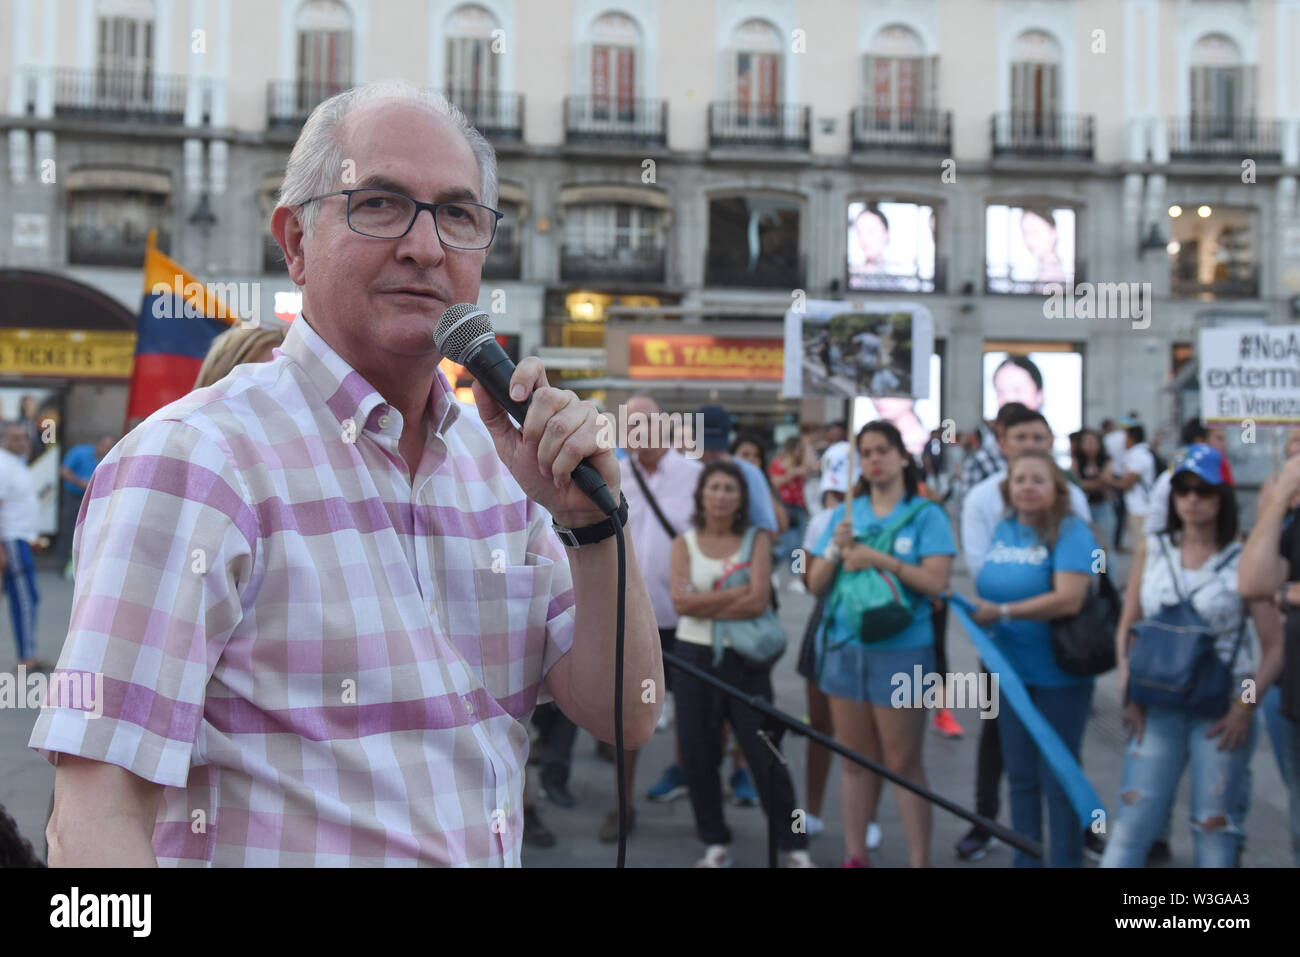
top-left (6, 325), bottom-right (1300, 868)
top-left (525, 393), bottom-right (1300, 869)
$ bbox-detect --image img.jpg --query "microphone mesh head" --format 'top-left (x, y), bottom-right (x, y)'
top-left (434, 303), bottom-right (494, 362)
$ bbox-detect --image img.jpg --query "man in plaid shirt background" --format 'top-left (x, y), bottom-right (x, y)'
top-left (31, 80), bottom-right (662, 866)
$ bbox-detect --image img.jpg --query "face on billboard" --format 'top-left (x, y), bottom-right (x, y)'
top-left (982, 350), bottom-right (1082, 464)
top-left (986, 205), bottom-right (1076, 293)
top-left (847, 201), bottom-right (936, 292)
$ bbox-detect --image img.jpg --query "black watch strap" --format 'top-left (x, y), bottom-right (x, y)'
top-left (553, 493), bottom-right (629, 547)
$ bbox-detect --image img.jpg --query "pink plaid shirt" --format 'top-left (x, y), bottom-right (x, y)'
top-left (29, 316), bottom-right (576, 866)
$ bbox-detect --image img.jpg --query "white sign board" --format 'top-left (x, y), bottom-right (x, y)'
top-left (783, 299), bottom-right (933, 400)
top-left (1199, 325), bottom-right (1300, 424)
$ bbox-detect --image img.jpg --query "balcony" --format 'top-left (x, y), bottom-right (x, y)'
top-left (847, 256), bottom-right (947, 294)
top-left (53, 69), bottom-right (186, 124)
top-left (708, 102), bottom-right (810, 151)
top-left (986, 260), bottom-right (1088, 296)
top-left (1168, 116), bottom-right (1283, 163)
top-left (266, 80), bottom-right (350, 131)
top-left (1171, 264), bottom-right (1259, 300)
top-left (69, 228), bottom-right (170, 268)
top-left (561, 246), bottom-right (665, 284)
top-left (705, 254), bottom-right (805, 290)
top-left (991, 112), bottom-right (1094, 160)
top-left (482, 240), bottom-right (521, 280)
top-left (564, 96), bottom-right (667, 147)
top-left (850, 107), bottom-right (952, 155)
top-left (446, 90), bottom-right (524, 142)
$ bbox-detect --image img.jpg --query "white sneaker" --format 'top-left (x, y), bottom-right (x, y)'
top-left (805, 812), bottom-right (825, 836)
top-left (866, 822), bottom-right (882, 850)
top-left (655, 692), bottom-right (675, 733)
top-left (785, 850), bottom-right (815, 868)
top-left (695, 844), bottom-right (731, 868)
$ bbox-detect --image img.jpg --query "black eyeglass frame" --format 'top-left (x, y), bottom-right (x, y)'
top-left (299, 188), bottom-right (504, 249)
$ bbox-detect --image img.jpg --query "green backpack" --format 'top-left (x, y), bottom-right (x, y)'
top-left (821, 498), bottom-right (934, 656)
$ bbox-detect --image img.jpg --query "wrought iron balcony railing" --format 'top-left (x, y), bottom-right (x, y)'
top-left (708, 102), bottom-right (810, 150)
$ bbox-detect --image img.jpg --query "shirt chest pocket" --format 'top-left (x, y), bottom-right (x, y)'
top-left (434, 555), bottom-right (556, 713)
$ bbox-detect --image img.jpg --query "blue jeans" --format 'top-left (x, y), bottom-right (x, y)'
top-left (1100, 704), bottom-right (1257, 868)
top-left (3, 540), bottom-right (39, 660)
top-left (997, 682), bottom-right (1094, 867)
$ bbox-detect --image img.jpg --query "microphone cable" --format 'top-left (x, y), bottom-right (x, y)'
top-left (611, 514), bottom-right (628, 868)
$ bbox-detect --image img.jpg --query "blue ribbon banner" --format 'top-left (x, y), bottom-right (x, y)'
top-left (946, 593), bottom-right (1108, 830)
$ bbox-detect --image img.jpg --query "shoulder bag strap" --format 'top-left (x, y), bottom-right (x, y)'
top-left (628, 457), bottom-right (678, 540)
top-left (875, 497), bottom-right (933, 544)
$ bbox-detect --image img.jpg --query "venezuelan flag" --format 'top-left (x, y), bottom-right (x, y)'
top-left (127, 230), bottom-right (236, 420)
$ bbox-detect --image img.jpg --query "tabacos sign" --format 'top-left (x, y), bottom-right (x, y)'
top-left (628, 334), bottom-right (784, 380)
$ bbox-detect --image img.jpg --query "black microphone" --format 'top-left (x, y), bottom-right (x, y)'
top-left (435, 304), bottom-right (618, 516)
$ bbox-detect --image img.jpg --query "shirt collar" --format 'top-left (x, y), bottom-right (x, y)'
top-left (279, 315), bottom-right (461, 440)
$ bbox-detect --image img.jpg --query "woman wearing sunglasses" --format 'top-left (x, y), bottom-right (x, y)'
top-left (1102, 445), bottom-right (1284, 867)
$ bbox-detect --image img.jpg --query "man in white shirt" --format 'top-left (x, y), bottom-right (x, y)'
top-left (1101, 418), bottom-right (1130, 549)
top-left (597, 393), bottom-right (704, 838)
top-left (960, 405), bottom-right (1093, 576)
top-left (1111, 422), bottom-right (1157, 550)
top-left (0, 423), bottom-right (43, 669)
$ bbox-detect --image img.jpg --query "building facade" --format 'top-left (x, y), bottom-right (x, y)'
top-left (0, 0), bottom-right (1297, 482)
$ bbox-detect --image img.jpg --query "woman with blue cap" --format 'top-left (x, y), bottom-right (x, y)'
top-left (1102, 445), bottom-right (1285, 867)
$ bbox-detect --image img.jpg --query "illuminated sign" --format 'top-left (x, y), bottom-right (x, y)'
top-left (628, 335), bottom-right (784, 380)
top-left (0, 329), bottom-right (137, 379)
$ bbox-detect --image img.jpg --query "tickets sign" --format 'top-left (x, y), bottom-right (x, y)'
top-left (0, 329), bottom-right (137, 379)
top-left (628, 335), bottom-right (784, 380)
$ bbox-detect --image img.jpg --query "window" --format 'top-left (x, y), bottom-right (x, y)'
top-left (296, 0), bottom-right (353, 106)
top-left (590, 12), bottom-right (640, 122)
top-left (445, 3), bottom-right (500, 118)
top-left (1190, 34), bottom-right (1252, 141)
top-left (95, 0), bottom-right (156, 105)
top-left (68, 185), bottom-right (170, 267)
top-left (985, 203), bottom-right (1076, 294)
top-left (706, 195), bottom-right (801, 287)
top-left (863, 25), bottom-right (936, 130)
top-left (731, 18), bottom-right (782, 125)
top-left (1167, 203), bottom-right (1258, 299)
top-left (1010, 30), bottom-right (1061, 131)
top-left (565, 204), bottom-right (662, 258)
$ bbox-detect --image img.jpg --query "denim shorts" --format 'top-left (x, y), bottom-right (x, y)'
top-left (818, 638), bottom-right (936, 707)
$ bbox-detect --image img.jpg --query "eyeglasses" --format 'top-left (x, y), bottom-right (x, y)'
top-left (1172, 482), bottom-right (1217, 499)
top-left (299, 188), bottom-right (503, 249)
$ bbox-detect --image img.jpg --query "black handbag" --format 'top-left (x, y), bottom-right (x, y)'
top-left (1049, 567), bottom-right (1120, 677)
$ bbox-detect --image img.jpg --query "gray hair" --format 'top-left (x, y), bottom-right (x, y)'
top-left (276, 79), bottom-right (499, 237)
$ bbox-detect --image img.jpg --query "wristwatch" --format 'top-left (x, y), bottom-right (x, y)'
top-left (998, 604), bottom-right (1012, 624)
top-left (552, 493), bottom-right (629, 548)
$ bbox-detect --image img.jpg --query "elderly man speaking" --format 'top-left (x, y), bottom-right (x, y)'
top-left (31, 80), bottom-right (661, 867)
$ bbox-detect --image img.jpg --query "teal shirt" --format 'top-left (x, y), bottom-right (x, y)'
top-left (813, 494), bottom-right (956, 651)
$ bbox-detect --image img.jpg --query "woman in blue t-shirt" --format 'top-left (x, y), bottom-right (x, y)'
top-left (808, 421), bottom-right (955, 867)
top-left (971, 448), bottom-right (1098, 867)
